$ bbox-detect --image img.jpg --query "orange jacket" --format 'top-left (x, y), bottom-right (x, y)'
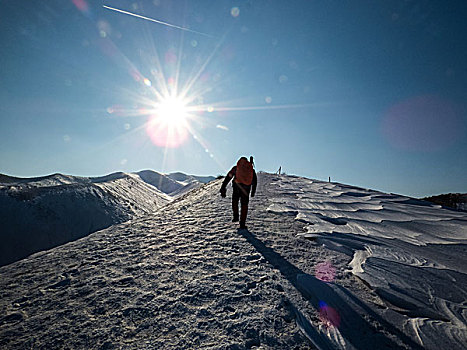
top-left (220, 166), bottom-right (257, 197)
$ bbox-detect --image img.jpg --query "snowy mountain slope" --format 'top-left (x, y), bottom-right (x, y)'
top-left (0, 173), bottom-right (466, 349)
top-left (0, 173), bottom-right (87, 187)
top-left (0, 183), bottom-right (131, 267)
top-left (91, 173), bottom-right (171, 213)
top-left (0, 171), bottom-right (213, 267)
top-left (166, 171), bottom-right (215, 185)
top-left (134, 170), bottom-right (184, 194)
top-left (0, 178), bottom-right (312, 349)
top-left (0, 171), bottom-right (214, 195)
top-left (0, 173), bottom-right (171, 266)
top-left (135, 170), bottom-right (215, 196)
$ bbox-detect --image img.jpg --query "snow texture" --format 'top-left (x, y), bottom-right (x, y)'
top-left (0, 171), bottom-right (213, 266)
top-left (267, 174), bottom-right (467, 349)
top-left (0, 173), bottom-right (466, 349)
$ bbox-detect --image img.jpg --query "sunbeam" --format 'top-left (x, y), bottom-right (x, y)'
top-left (179, 33), bottom-right (228, 100)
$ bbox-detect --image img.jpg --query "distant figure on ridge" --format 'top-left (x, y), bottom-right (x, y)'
top-left (220, 156), bottom-right (257, 230)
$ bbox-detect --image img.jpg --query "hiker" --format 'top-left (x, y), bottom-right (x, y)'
top-left (220, 156), bottom-right (257, 229)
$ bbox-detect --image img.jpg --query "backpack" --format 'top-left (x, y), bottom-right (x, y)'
top-left (235, 157), bottom-right (254, 185)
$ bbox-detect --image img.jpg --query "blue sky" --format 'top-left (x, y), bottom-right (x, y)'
top-left (0, 0), bottom-right (466, 197)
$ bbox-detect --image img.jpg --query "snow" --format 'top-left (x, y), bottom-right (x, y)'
top-left (135, 170), bottom-right (184, 195)
top-left (0, 173), bottom-right (466, 349)
top-left (135, 170), bottom-right (214, 196)
top-left (266, 174), bottom-right (467, 349)
top-left (0, 171), bottom-right (214, 266)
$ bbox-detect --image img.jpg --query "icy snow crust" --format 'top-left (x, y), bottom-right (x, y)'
top-left (0, 171), bottom-right (213, 266)
top-left (0, 173), bottom-right (466, 349)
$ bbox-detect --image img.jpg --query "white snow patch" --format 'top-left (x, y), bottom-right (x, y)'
top-left (349, 248), bottom-right (371, 275)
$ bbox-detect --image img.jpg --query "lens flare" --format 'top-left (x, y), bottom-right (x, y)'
top-left (72, 0), bottom-right (89, 13)
top-left (98, 5), bottom-right (319, 171)
top-left (382, 95), bottom-right (463, 151)
top-left (318, 301), bottom-right (341, 328)
top-left (231, 7), bottom-right (240, 18)
top-left (315, 261), bottom-right (336, 282)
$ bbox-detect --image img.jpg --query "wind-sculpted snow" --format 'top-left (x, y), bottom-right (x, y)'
top-left (267, 174), bottom-right (467, 349)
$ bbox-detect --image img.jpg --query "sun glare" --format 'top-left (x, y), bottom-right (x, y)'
top-left (146, 95), bottom-right (191, 148)
top-left (156, 96), bottom-right (189, 127)
top-left (102, 6), bottom-right (314, 154)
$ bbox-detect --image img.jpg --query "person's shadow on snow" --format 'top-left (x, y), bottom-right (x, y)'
top-left (237, 228), bottom-right (423, 350)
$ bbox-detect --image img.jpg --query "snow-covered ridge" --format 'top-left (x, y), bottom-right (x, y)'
top-left (0, 173), bottom-right (466, 349)
top-left (0, 173), bottom-right (467, 350)
top-left (0, 171), bottom-right (214, 266)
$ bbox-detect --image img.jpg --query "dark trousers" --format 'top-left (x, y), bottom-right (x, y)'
top-left (232, 182), bottom-right (251, 224)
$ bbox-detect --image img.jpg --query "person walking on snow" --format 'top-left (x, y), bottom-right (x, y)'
top-left (220, 156), bottom-right (257, 230)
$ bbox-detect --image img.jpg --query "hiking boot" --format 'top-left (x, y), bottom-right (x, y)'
top-left (239, 221), bottom-right (247, 230)
top-left (232, 216), bottom-right (239, 222)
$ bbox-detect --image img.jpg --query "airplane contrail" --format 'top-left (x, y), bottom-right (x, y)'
top-left (103, 5), bottom-right (214, 38)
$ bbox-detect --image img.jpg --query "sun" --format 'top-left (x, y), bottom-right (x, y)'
top-left (146, 95), bottom-right (191, 148)
top-left (155, 96), bottom-right (189, 127)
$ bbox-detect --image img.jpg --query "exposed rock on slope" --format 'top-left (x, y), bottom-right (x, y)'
top-left (422, 193), bottom-right (467, 211)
